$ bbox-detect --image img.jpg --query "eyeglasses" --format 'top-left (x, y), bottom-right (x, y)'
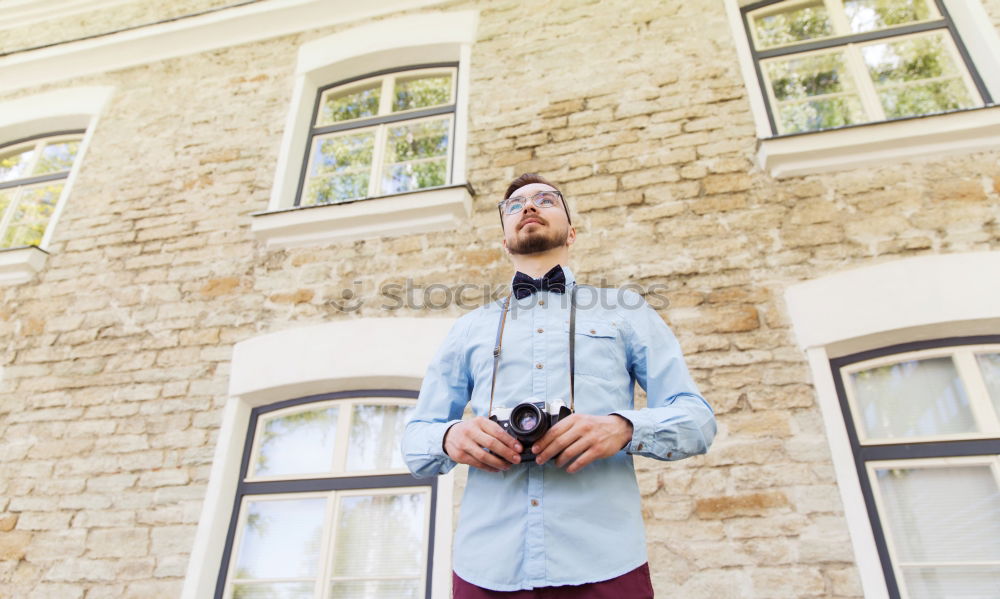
top-left (497, 190), bottom-right (565, 216)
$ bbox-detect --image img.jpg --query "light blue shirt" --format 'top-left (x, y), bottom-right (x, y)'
top-left (402, 267), bottom-right (716, 591)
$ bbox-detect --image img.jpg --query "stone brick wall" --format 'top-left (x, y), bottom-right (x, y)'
top-left (1, 0), bottom-right (998, 597)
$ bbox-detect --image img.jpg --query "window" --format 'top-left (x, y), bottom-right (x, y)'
top-left (831, 338), bottom-right (1000, 599)
top-left (252, 11), bottom-right (477, 249)
top-left (216, 391), bottom-right (435, 599)
top-left (0, 131), bottom-right (83, 248)
top-left (743, 0), bottom-right (990, 135)
top-left (298, 65), bottom-right (457, 207)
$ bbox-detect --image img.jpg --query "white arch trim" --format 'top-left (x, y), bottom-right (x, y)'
top-left (0, 86), bottom-right (113, 283)
top-left (255, 10), bottom-right (478, 248)
top-left (183, 316), bottom-right (458, 599)
top-left (784, 251), bottom-right (1000, 599)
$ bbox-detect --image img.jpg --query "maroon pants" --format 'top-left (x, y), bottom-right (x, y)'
top-left (453, 563), bottom-right (654, 599)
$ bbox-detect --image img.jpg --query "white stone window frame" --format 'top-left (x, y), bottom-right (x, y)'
top-left (252, 11), bottom-right (478, 249)
top-left (785, 250), bottom-right (1000, 598)
top-left (724, 0), bottom-right (1000, 178)
top-left (0, 86), bottom-right (111, 284)
top-left (182, 317), bottom-right (458, 599)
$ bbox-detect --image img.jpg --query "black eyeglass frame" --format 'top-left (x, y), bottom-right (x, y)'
top-left (496, 190), bottom-right (571, 226)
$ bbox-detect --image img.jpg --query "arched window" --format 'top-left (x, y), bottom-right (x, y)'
top-left (831, 338), bottom-right (1000, 598)
top-left (215, 390), bottom-right (435, 599)
top-left (297, 64), bottom-right (458, 207)
top-left (0, 131), bottom-right (83, 248)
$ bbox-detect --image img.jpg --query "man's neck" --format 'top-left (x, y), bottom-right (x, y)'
top-left (510, 250), bottom-right (568, 279)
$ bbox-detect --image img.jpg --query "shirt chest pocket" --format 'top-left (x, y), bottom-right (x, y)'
top-left (565, 319), bottom-right (625, 377)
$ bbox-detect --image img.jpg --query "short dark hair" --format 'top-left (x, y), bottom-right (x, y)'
top-left (504, 173), bottom-right (561, 199)
top-left (502, 173), bottom-right (571, 225)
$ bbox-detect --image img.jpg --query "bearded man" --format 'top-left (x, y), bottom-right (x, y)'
top-left (402, 173), bottom-right (716, 598)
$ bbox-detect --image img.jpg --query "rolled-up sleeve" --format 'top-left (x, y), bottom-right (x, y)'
top-left (611, 292), bottom-right (716, 461)
top-left (402, 316), bottom-right (474, 478)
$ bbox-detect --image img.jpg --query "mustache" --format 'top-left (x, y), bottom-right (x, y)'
top-left (517, 215), bottom-right (547, 230)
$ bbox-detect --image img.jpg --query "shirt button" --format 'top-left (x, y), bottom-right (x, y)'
top-left (536, 363), bottom-right (543, 369)
top-left (667, 451), bottom-right (673, 458)
top-left (539, 300), bottom-right (545, 306)
top-left (636, 443), bottom-right (644, 451)
top-left (530, 499), bottom-right (539, 507)
top-left (537, 328), bottom-right (543, 333)
top-left (590, 329), bottom-right (596, 334)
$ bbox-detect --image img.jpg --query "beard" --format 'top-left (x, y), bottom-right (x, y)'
top-left (506, 220), bottom-right (570, 255)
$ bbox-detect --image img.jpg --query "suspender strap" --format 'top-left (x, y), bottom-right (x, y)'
top-left (488, 295), bottom-right (511, 416)
top-left (569, 285), bottom-right (577, 411)
top-left (488, 286), bottom-right (580, 414)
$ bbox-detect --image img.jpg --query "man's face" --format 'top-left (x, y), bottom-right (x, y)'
top-left (501, 183), bottom-right (575, 256)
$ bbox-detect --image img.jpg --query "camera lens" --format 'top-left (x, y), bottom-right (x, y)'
top-left (515, 411), bottom-right (539, 431)
top-left (509, 402), bottom-right (547, 442)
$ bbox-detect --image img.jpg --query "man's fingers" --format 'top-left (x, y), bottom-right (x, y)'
top-left (462, 445), bottom-right (509, 471)
top-left (554, 436), bottom-right (590, 468)
top-left (565, 446), bottom-right (601, 474)
top-left (480, 418), bottom-right (522, 452)
top-left (472, 429), bottom-right (521, 464)
top-left (531, 416), bottom-right (574, 455)
top-left (535, 427), bottom-right (581, 464)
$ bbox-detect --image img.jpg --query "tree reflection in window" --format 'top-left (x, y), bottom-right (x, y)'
top-left (301, 67), bottom-right (456, 206)
top-left (747, 0), bottom-right (983, 134)
top-left (0, 134), bottom-right (81, 248)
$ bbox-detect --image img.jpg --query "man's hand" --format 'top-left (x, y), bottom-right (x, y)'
top-left (532, 414), bottom-right (633, 474)
top-left (443, 416), bottom-right (522, 473)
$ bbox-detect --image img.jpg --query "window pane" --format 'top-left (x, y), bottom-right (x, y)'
top-left (234, 497), bottom-right (326, 580)
top-left (232, 582), bottom-right (314, 599)
top-left (304, 129), bottom-right (375, 205)
top-left (844, 0), bottom-right (932, 34)
top-left (330, 579), bottom-right (422, 599)
top-left (875, 465), bottom-right (1000, 562)
top-left (764, 51), bottom-right (865, 133)
top-left (751, 1), bottom-right (833, 49)
top-left (863, 32), bottom-right (976, 119)
top-left (901, 565), bottom-right (1000, 599)
top-left (392, 72), bottom-right (453, 112)
top-left (317, 82), bottom-right (381, 126)
top-left (331, 492), bottom-right (427, 578)
top-left (977, 353), bottom-right (1000, 417)
top-left (33, 140), bottom-right (79, 175)
top-left (2, 183), bottom-right (62, 248)
top-left (0, 146), bottom-right (35, 183)
top-left (380, 117), bottom-right (450, 195)
top-left (850, 357), bottom-right (976, 440)
top-left (252, 406), bottom-right (339, 478)
top-left (0, 189), bottom-right (13, 223)
top-left (346, 404), bottom-right (415, 472)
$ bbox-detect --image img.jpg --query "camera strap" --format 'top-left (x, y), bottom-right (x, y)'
top-left (488, 285), bottom-right (579, 415)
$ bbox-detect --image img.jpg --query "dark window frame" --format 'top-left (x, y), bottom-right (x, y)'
top-left (293, 63), bottom-right (460, 208)
top-left (740, 0), bottom-right (993, 137)
top-left (213, 388), bottom-right (436, 599)
top-left (0, 129), bottom-right (86, 191)
top-left (830, 335), bottom-right (1000, 599)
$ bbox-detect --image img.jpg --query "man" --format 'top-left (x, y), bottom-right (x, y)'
top-left (402, 173), bottom-right (716, 598)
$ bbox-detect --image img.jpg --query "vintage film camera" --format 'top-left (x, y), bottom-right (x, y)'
top-left (489, 399), bottom-right (572, 462)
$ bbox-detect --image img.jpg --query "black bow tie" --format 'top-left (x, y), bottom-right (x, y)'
top-left (512, 265), bottom-right (567, 300)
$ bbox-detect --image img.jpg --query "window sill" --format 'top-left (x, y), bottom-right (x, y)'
top-left (250, 183), bottom-right (474, 249)
top-left (759, 105), bottom-right (1000, 178)
top-left (0, 245), bottom-right (48, 284)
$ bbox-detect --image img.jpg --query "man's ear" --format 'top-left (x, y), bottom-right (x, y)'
top-left (502, 237), bottom-right (511, 255)
top-left (565, 226), bottom-right (577, 247)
